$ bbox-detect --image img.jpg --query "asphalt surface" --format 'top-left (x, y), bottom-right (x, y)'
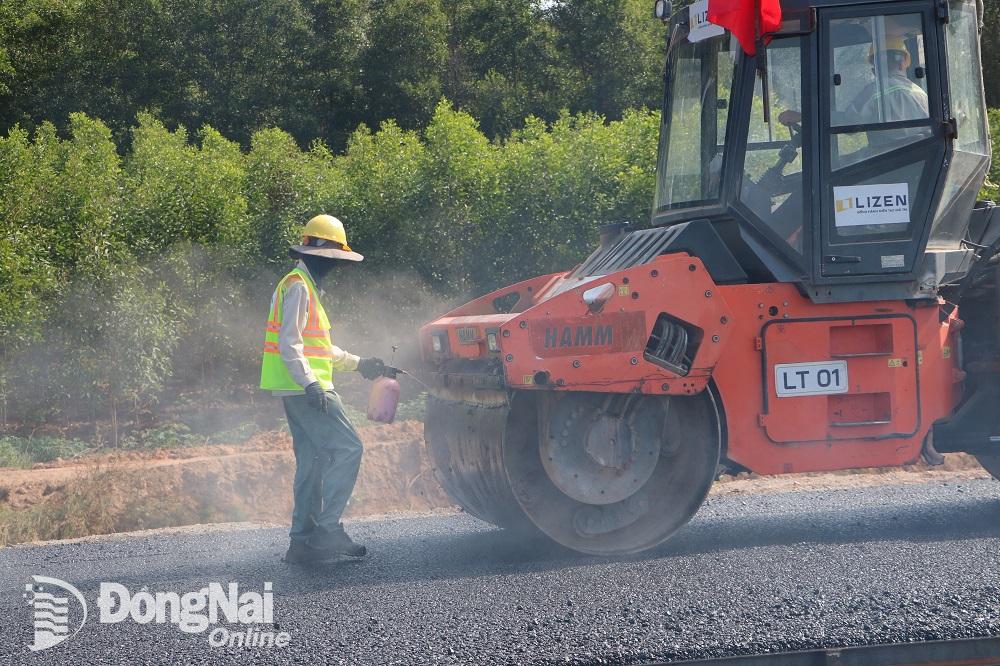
top-left (3, 479), bottom-right (1000, 665)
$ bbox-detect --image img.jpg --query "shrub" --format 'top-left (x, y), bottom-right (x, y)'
top-left (984, 109), bottom-right (1000, 201)
top-left (0, 438), bottom-right (31, 468)
top-left (0, 436), bottom-right (89, 466)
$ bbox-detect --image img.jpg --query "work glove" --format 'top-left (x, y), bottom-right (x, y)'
top-left (357, 357), bottom-right (386, 381)
top-left (304, 381), bottom-right (329, 413)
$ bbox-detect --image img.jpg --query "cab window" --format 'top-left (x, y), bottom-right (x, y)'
top-left (655, 32), bottom-right (738, 210)
top-left (829, 14), bottom-right (931, 171)
top-left (825, 12), bottom-right (936, 244)
top-left (929, 0), bottom-right (991, 247)
top-left (738, 37), bottom-right (806, 254)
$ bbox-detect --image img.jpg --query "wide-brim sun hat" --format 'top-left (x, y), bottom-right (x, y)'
top-left (291, 237), bottom-right (364, 262)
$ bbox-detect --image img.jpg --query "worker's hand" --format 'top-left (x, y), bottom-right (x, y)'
top-left (357, 357), bottom-right (386, 380)
top-left (304, 381), bottom-right (329, 413)
top-left (777, 110), bottom-right (802, 127)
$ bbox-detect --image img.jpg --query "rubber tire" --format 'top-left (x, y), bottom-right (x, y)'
top-left (974, 453), bottom-right (1000, 480)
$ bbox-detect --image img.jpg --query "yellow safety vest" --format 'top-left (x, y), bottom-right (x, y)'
top-left (259, 268), bottom-right (335, 391)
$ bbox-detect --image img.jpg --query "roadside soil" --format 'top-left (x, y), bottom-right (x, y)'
top-left (0, 420), bottom-right (993, 545)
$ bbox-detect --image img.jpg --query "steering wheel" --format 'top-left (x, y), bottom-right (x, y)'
top-left (756, 113), bottom-right (803, 195)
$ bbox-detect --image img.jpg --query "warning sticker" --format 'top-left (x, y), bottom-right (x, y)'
top-left (688, 0), bottom-right (724, 43)
top-left (881, 254), bottom-right (905, 269)
top-left (833, 183), bottom-right (910, 228)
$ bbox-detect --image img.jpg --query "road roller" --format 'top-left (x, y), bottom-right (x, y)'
top-left (419, 0), bottom-right (999, 555)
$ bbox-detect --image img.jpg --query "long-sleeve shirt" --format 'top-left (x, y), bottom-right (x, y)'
top-left (272, 261), bottom-right (359, 396)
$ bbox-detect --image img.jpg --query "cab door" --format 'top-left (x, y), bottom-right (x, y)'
top-left (816, 2), bottom-right (946, 278)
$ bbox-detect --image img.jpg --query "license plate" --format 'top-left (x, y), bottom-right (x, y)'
top-left (774, 361), bottom-right (848, 397)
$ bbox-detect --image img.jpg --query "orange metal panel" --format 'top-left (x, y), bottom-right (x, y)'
top-left (761, 317), bottom-right (919, 443)
top-left (710, 284), bottom-right (961, 474)
top-left (499, 254), bottom-right (732, 395)
top-left (420, 260), bottom-right (963, 476)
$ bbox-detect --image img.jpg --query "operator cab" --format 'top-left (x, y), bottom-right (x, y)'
top-left (654, 0), bottom-right (990, 303)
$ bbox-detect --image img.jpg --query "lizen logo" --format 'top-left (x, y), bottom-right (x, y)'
top-left (24, 576), bottom-right (88, 652)
top-left (687, 0), bottom-right (724, 43)
top-left (833, 183), bottom-right (910, 228)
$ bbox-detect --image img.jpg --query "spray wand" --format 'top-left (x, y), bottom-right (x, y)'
top-left (383, 345), bottom-right (432, 390)
top-left (367, 345), bottom-right (431, 424)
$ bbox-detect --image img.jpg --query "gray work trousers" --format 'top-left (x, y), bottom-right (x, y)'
top-left (282, 391), bottom-right (364, 543)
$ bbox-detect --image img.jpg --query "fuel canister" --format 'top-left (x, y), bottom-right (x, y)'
top-left (367, 367), bottom-right (401, 424)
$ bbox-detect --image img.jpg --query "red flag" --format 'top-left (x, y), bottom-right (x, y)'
top-left (707, 0), bottom-right (782, 56)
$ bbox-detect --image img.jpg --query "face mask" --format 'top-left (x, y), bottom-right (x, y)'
top-left (302, 255), bottom-right (336, 283)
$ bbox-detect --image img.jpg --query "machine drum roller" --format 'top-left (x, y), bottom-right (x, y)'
top-left (425, 387), bottom-right (722, 556)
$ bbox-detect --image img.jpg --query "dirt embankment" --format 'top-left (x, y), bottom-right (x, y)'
top-left (0, 421), bottom-right (450, 545)
top-left (0, 420), bottom-right (993, 546)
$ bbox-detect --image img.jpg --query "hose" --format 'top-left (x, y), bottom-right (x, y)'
top-left (978, 0), bottom-right (984, 32)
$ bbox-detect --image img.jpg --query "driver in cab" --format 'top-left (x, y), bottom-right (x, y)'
top-left (777, 36), bottom-right (929, 140)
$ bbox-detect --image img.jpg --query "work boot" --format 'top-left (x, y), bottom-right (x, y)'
top-left (283, 539), bottom-right (333, 565)
top-left (308, 523), bottom-right (367, 557)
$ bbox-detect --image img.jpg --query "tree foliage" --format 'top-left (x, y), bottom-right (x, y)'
top-left (0, 0), bottom-right (667, 147)
top-left (0, 105), bottom-right (659, 429)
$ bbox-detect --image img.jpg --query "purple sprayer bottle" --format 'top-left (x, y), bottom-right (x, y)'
top-left (367, 365), bottom-right (401, 424)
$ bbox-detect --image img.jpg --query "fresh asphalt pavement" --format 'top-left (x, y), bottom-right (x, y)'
top-left (3, 479), bottom-right (1000, 665)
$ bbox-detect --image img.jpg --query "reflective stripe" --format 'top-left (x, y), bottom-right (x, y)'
top-left (263, 345), bottom-right (332, 358)
top-left (266, 325), bottom-right (327, 335)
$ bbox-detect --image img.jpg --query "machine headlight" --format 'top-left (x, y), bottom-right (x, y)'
top-left (653, 0), bottom-right (671, 21)
top-left (486, 329), bottom-right (500, 352)
top-left (582, 282), bottom-right (616, 313)
top-left (431, 332), bottom-right (449, 353)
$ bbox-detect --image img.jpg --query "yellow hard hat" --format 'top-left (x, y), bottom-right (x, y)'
top-left (302, 214), bottom-right (351, 249)
top-left (869, 36), bottom-right (911, 66)
top-left (293, 214), bottom-right (364, 262)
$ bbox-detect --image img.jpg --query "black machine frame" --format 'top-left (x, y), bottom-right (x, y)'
top-left (651, 0), bottom-right (986, 304)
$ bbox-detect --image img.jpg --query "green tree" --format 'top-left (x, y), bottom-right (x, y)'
top-left (361, 0), bottom-right (449, 130)
top-left (123, 114), bottom-right (250, 256)
top-left (983, 1), bottom-right (1000, 107)
top-left (48, 269), bottom-right (178, 446)
top-left (245, 128), bottom-right (344, 263)
top-left (442, 0), bottom-right (561, 137)
top-left (549, 0), bottom-right (666, 118)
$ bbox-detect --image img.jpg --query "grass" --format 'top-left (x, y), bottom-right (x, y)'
top-left (120, 422), bottom-right (201, 449)
top-left (0, 436), bottom-right (90, 468)
top-left (0, 462), bottom-right (257, 547)
top-left (0, 468), bottom-right (122, 545)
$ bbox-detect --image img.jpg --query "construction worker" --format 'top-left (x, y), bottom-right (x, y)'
top-left (260, 214), bottom-right (385, 564)
top-left (778, 35), bottom-right (929, 160)
top-left (849, 36), bottom-right (929, 130)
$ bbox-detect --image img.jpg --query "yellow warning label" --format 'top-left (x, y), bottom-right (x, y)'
top-left (522, 374), bottom-right (534, 385)
top-left (917, 351), bottom-right (924, 365)
top-left (888, 358), bottom-right (904, 368)
top-left (617, 285), bottom-right (631, 296)
top-left (942, 346), bottom-right (951, 359)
